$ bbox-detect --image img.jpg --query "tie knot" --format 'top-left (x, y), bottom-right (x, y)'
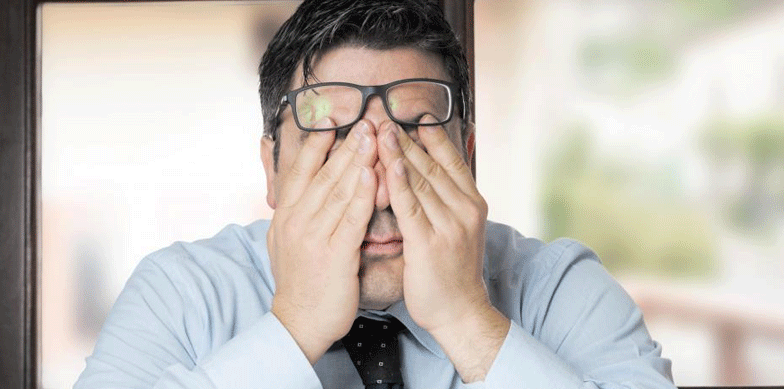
top-left (343, 317), bottom-right (405, 387)
top-left (352, 316), bottom-right (405, 336)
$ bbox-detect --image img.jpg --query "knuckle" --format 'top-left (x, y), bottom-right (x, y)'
top-left (329, 185), bottom-right (350, 205)
top-left (343, 211), bottom-right (360, 226)
top-left (412, 174), bottom-right (432, 194)
top-left (445, 155), bottom-right (467, 173)
top-left (399, 134), bottom-right (417, 154)
top-left (424, 160), bottom-right (442, 179)
top-left (405, 201), bottom-right (425, 221)
top-left (464, 200), bottom-right (487, 226)
top-left (315, 163), bottom-right (337, 185)
top-left (478, 197), bottom-right (489, 216)
top-left (321, 202), bottom-right (342, 221)
top-left (288, 161), bottom-right (308, 179)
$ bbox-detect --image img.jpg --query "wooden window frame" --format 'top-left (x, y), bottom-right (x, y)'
top-left (0, 1), bottom-right (472, 388)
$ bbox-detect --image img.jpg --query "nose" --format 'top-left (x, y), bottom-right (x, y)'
top-left (361, 95), bottom-right (390, 130)
top-left (362, 96), bottom-right (392, 211)
top-left (373, 158), bottom-right (390, 210)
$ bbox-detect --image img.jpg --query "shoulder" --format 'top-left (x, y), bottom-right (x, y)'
top-left (124, 219), bottom-right (275, 321)
top-left (483, 220), bottom-right (599, 282)
top-left (81, 221), bottom-right (275, 382)
top-left (140, 219), bottom-right (272, 282)
top-left (483, 220), bottom-right (606, 329)
top-left (102, 220), bottom-right (275, 354)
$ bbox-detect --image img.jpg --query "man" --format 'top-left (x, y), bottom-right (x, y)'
top-left (75, 0), bottom-right (675, 388)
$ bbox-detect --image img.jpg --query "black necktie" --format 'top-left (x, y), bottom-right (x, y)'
top-left (342, 316), bottom-right (405, 389)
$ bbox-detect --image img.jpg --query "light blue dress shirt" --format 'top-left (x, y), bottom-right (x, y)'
top-left (74, 219), bottom-right (675, 389)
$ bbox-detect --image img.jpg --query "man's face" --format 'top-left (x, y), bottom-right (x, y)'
top-left (261, 46), bottom-right (469, 310)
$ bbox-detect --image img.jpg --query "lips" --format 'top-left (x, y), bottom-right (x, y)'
top-left (361, 235), bottom-right (403, 256)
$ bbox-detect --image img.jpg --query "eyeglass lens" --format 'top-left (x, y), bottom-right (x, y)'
top-left (293, 81), bottom-right (452, 130)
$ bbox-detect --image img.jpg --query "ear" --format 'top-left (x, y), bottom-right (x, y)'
top-left (260, 136), bottom-right (277, 209)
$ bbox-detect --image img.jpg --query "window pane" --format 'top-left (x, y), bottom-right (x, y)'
top-left (475, 0), bottom-right (784, 386)
top-left (40, 2), bottom-right (300, 388)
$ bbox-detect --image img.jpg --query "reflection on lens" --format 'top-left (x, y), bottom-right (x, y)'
top-left (297, 93), bottom-right (331, 127)
top-left (295, 85), bottom-right (362, 129)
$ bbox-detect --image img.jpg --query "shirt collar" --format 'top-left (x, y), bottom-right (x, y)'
top-left (358, 301), bottom-right (447, 360)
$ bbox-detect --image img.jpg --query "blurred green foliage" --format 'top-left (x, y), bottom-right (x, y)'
top-left (674, 0), bottom-right (745, 25)
top-left (579, 34), bottom-right (675, 97)
top-left (700, 114), bottom-right (784, 234)
top-left (578, 0), bottom-right (772, 99)
top-left (541, 126), bottom-right (716, 278)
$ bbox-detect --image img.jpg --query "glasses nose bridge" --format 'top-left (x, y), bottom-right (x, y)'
top-left (359, 85), bottom-right (392, 124)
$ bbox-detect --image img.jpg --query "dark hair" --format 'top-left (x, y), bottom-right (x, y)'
top-left (258, 0), bottom-right (472, 166)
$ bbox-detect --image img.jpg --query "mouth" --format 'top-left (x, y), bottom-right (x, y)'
top-left (361, 237), bottom-right (403, 256)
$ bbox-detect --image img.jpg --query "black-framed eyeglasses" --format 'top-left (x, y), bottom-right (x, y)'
top-left (274, 78), bottom-right (464, 134)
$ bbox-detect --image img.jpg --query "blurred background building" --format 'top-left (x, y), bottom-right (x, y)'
top-left (42, 1), bottom-right (784, 387)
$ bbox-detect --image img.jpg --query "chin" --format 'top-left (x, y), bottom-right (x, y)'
top-left (358, 254), bottom-right (404, 310)
top-left (358, 298), bottom-right (400, 311)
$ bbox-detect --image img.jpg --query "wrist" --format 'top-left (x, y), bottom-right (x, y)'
top-left (429, 300), bottom-right (506, 343)
top-left (428, 302), bottom-right (510, 383)
top-left (271, 297), bottom-right (334, 365)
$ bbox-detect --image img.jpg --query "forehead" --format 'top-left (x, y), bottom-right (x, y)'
top-left (292, 46), bottom-right (451, 88)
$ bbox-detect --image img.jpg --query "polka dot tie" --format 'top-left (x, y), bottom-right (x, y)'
top-left (342, 316), bottom-right (405, 389)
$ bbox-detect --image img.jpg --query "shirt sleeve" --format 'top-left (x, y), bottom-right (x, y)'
top-left (73, 256), bottom-right (322, 389)
top-left (466, 241), bottom-right (676, 389)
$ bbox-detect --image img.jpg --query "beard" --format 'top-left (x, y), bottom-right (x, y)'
top-left (357, 207), bottom-right (405, 310)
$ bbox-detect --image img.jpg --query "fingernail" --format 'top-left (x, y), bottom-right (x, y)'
top-left (388, 121), bottom-right (400, 134)
top-left (394, 158), bottom-right (405, 176)
top-left (359, 134), bottom-right (371, 154)
top-left (360, 166), bottom-right (371, 183)
top-left (386, 130), bottom-right (400, 151)
top-left (315, 117), bottom-right (333, 130)
top-left (421, 114), bottom-right (438, 124)
top-left (421, 114), bottom-right (438, 133)
top-left (354, 121), bottom-right (369, 140)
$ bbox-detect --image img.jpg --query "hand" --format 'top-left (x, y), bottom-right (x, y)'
top-left (377, 117), bottom-right (509, 382)
top-left (268, 119), bottom-right (378, 365)
top-left (377, 116), bottom-right (489, 333)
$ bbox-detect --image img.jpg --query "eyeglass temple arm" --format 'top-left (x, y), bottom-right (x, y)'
top-left (270, 95), bottom-right (291, 140)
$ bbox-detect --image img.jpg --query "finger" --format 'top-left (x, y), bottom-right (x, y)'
top-left (380, 121), bottom-right (467, 212)
top-left (417, 115), bottom-right (479, 197)
top-left (377, 121), bottom-right (403, 169)
top-left (396, 155), bottom-right (454, 225)
top-left (329, 166), bottom-right (377, 254)
top-left (298, 120), bottom-right (374, 212)
top-left (277, 117), bottom-right (336, 208)
top-left (384, 157), bottom-right (435, 238)
top-left (312, 129), bottom-right (378, 235)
